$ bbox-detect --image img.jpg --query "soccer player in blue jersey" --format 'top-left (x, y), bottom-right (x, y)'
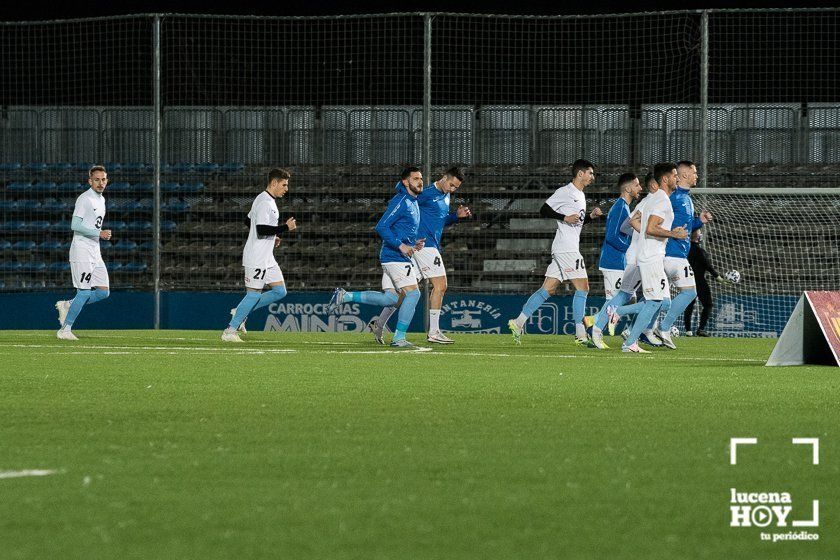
top-left (507, 159), bottom-right (603, 345)
top-left (654, 160), bottom-right (713, 349)
top-left (598, 173), bottom-right (643, 302)
top-left (329, 166), bottom-right (425, 348)
top-left (372, 167), bottom-right (472, 345)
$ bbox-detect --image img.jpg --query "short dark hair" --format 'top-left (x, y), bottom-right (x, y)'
top-left (571, 159), bottom-right (595, 178)
top-left (617, 173), bottom-right (637, 191)
top-left (89, 165), bottom-right (106, 176)
top-left (400, 166), bottom-right (422, 180)
top-left (653, 162), bottom-right (676, 184)
top-left (268, 168), bottom-right (291, 183)
top-left (443, 166), bottom-right (464, 182)
top-left (677, 160), bottom-right (695, 169)
top-left (644, 172), bottom-right (655, 186)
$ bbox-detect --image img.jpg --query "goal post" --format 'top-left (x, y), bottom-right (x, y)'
top-left (689, 187), bottom-right (840, 337)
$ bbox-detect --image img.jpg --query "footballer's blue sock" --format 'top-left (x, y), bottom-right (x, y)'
top-left (253, 284), bottom-right (287, 311)
top-left (617, 301), bottom-right (645, 317)
top-left (625, 300), bottom-right (662, 347)
top-left (660, 290), bottom-right (695, 330)
top-left (64, 289), bottom-right (93, 328)
top-left (345, 291), bottom-right (399, 307)
top-left (393, 289), bottom-right (420, 341)
top-left (648, 297), bottom-right (671, 330)
top-left (520, 288), bottom-right (550, 320)
top-left (230, 291), bottom-right (261, 329)
top-left (572, 290), bottom-right (588, 326)
top-left (595, 290), bottom-right (631, 330)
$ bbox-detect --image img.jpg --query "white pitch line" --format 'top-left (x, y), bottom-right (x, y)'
top-left (0, 469), bottom-right (59, 480)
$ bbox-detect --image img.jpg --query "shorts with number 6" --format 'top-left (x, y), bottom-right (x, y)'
top-left (381, 261), bottom-right (420, 291)
top-left (244, 265), bottom-right (284, 289)
top-left (599, 268), bottom-right (625, 299)
top-left (545, 251), bottom-right (588, 281)
top-left (71, 260), bottom-right (109, 289)
top-left (664, 256), bottom-right (696, 288)
top-left (639, 260), bottom-right (670, 301)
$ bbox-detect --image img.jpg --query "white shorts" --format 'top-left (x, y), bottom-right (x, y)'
top-left (619, 263), bottom-right (642, 296)
top-left (381, 261), bottom-right (420, 291)
top-left (664, 256), bottom-right (696, 289)
top-left (71, 260), bottom-right (109, 289)
top-left (600, 268), bottom-right (624, 300)
top-left (244, 265), bottom-right (285, 290)
top-left (639, 261), bottom-right (670, 302)
top-left (545, 252), bottom-right (588, 281)
top-left (412, 247), bottom-right (446, 279)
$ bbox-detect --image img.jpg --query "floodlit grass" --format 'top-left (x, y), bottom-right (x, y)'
top-left (0, 330), bottom-right (837, 559)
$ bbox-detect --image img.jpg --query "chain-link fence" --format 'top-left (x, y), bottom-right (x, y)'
top-left (1, 10), bottom-right (839, 311)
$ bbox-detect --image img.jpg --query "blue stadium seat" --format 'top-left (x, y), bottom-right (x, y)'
top-left (1, 221), bottom-right (26, 232)
top-left (48, 163), bottom-right (73, 173)
top-left (182, 182), bottom-right (204, 193)
top-left (103, 162), bottom-right (123, 173)
top-left (0, 200), bottom-right (20, 212)
top-left (135, 182), bottom-right (154, 193)
top-left (138, 241), bottom-right (155, 251)
top-left (8, 182), bottom-right (32, 192)
top-left (163, 199), bottom-right (190, 213)
top-left (126, 220), bottom-right (152, 232)
top-left (0, 240), bottom-right (12, 251)
top-left (0, 163), bottom-right (22, 172)
top-left (111, 200), bottom-right (140, 213)
top-left (107, 181), bottom-right (132, 193)
top-left (100, 241), bottom-right (113, 251)
top-left (113, 240), bottom-right (138, 252)
top-left (21, 261), bottom-right (46, 273)
top-left (161, 220), bottom-right (177, 233)
top-left (50, 220), bottom-right (71, 233)
top-left (26, 221), bottom-right (51, 233)
top-left (12, 240), bottom-right (37, 251)
top-left (25, 162), bottom-right (48, 173)
top-left (196, 162), bottom-right (220, 174)
top-left (136, 199), bottom-right (154, 212)
top-left (57, 181), bottom-right (84, 193)
top-left (18, 199), bottom-right (43, 212)
top-left (33, 181), bottom-right (57, 192)
top-left (48, 261), bottom-right (71, 272)
top-left (109, 221), bottom-right (128, 232)
top-left (120, 163), bottom-right (150, 173)
top-left (172, 162), bottom-right (194, 174)
top-left (38, 240), bottom-right (63, 252)
top-left (73, 162), bottom-right (94, 172)
top-left (123, 262), bottom-right (148, 273)
top-left (108, 262), bottom-right (124, 272)
top-left (161, 182), bottom-right (180, 193)
top-left (221, 162), bottom-right (244, 174)
top-left (0, 261), bottom-right (23, 272)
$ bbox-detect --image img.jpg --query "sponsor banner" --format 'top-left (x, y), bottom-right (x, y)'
top-left (710, 295), bottom-right (800, 338)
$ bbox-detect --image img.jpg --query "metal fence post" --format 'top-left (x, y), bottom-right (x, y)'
top-left (422, 13), bottom-right (432, 334)
top-left (153, 15), bottom-right (162, 329)
top-left (700, 10), bottom-right (709, 189)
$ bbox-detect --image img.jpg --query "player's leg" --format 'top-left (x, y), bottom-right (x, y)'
top-left (252, 269), bottom-right (288, 310)
top-left (684, 298), bottom-right (697, 333)
top-left (417, 248), bottom-right (451, 344)
top-left (370, 273), bottom-right (401, 345)
top-left (696, 275), bottom-right (713, 335)
top-left (658, 258), bottom-right (697, 336)
top-left (224, 267), bottom-right (268, 341)
top-left (508, 273), bottom-right (561, 344)
top-left (593, 265), bottom-right (639, 333)
top-left (569, 276), bottom-right (590, 344)
top-left (622, 262), bottom-right (666, 353)
top-left (390, 284), bottom-right (421, 348)
top-left (58, 263), bottom-right (109, 340)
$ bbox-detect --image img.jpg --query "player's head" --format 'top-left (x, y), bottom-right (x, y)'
top-left (400, 166), bottom-right (423, 196)
top-left (571, 159), bottom-right (595, 187)
top-left (617, 172), bottom-right (641, 200)
top-left (677, 160), bottom-right (698, 188)
top-left (439, 166), bottom-right (464, 193)
top-left (88, 165), bottom-right (108, 193)
top-left (267, 168), bottom-right (291, 197)
top-left (653, 162), bottom-right (677, 191)
top-left (644, 172), bottom-right (657, 193)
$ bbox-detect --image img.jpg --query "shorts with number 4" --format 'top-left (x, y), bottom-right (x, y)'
top-left (639, 261), bottom-right (670, 301)
top-left (381, 261), bottom-right (420, 291)
top-left (546, 252), bottom-right (588, 281)
top-left (71, 260), bottom-right (109, 289)
top-left (412, 247), bottom-right (446, 280)
top-left (664, 256), bottom-right (696, 288)
top-left (600, 268), bottom-right (624, 299)
top-left (244, 265), bottom-right (285, 289)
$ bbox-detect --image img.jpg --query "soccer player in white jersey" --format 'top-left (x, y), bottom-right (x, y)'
top-left (507, 159), bottom-right (603, 345)
top-left (619, 163), bottom-right (687, 353)
top-left (222, 168), bottom-right (296, 343)
top-left (372, 167), bottom-right (471, 345)
top-left (55, 165), bottom-right (112, 340)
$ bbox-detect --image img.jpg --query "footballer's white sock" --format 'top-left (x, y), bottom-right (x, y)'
top-left (377, 306), bottom-right (397, 328)
top-left (575, 323), bottom-right (586, 340)
top-left (515, 313), bottom-right (528, 329)
top-left (429, 309), bottom-right (441, 333)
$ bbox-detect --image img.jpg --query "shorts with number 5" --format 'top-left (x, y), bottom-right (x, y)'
top-left (664, 256), bottom-right (696, 288)
top-left (244, 265), bottom-right (285, 289)
top-left (546, 251), bottom-right (588, 281)
top-left (381, 261), bottom-right (420, 291)
top-left (639, 261), bottom-right (669, 301)
top-left (71, 260), bottom-right (109, 289)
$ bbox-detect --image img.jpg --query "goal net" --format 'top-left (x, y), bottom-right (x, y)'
top-left (689, 188), bottom-right (840, 337)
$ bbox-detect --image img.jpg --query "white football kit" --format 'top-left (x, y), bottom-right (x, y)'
top-left (69, 188), bottom-right (109, 289)
top-left (544, 183), bottom-right (588, 281)
top-left (242, 191), bottom-right (285, 289)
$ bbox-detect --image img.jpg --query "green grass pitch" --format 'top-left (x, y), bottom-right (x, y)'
top-left (0, 330), bottom-right (837, 559)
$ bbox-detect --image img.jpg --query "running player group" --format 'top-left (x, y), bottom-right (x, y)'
top-left (54, 161), bottom-right (723, 351)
